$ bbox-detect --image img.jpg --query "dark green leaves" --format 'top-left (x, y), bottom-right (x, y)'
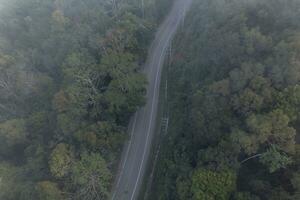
top-left (260, 145), bottom-right (292, 173)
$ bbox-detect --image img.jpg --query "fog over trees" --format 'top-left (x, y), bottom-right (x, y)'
top-left (150, 0), bottom-right (300, 200)
top-left (1, 0), bottom-right (300, 200)
top-left (0, 0), bottom-right (173, 199)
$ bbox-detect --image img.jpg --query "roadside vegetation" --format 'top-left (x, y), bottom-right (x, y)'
top-left (0, 0), bottom-right (174, 199)
top-left (151, 0), bottom-right (300, 199)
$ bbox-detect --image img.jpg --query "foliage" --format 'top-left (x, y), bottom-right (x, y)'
top-left (259, 145), bottom-right (292, 173)
top-left (36, 181), bottom-right (64, 200)
top-left (0, 0), bottom-right (172, 199)
top-left (49, 143), bottom-right (74, 178)
top-left (71, 152), bottom-right (112, 200)
top-left (191, 169), bottom-right (236, 200)
top-left (151, 0), bottom-right (300, 199)
top-left (0, 119), bottom-right (26, 147)
top-left (0, 162), bottom-right (37, 200)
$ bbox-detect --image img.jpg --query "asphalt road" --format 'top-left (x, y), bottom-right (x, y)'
top-left (111, 1), bottom-right (193, 199)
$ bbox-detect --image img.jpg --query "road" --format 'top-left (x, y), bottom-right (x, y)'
top-left (111, 0), bottom-right (193, 199)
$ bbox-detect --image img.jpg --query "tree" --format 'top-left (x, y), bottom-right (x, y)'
top-left (52, 90), bottom-right (69, 113)
top-left (198, 139), bottom-right (241, 171)
top-left (0, 118), bottom-right (27, 156)
top-left (239, 110), bottom-right (296, 155)
top-left (176, 176), bottom-right (192, 200)
top-left (0, 53), bottom-right (53, 120)
top-left (100, 51), bottom-right (146, 121)
top-left (291, 172), bottom-right (300, 200)
top-left (259, 145), bottom-right (292, 173)
top-left (75, 121), bottom-right (126, 155)
top-left (49, 143), bottom-right (74, 178)
top-left (0, 162), bottom-right (37, 200)
top-left (71, 152), bottom-right (112, 200)
top-left (232, 88), bottom-right (264, 116)
top-left (191, 169), bottom-right (236, 200)
top-left (275, 85), bottom-right (300, 121)
top-left (36, 181), bottom-right (64, 200)
top-left (243, 27), bottom-right (272, 57)
top-left (0, 162), bottom-right (19, 200)
top-left (0, 118), bottom-right (26, 144)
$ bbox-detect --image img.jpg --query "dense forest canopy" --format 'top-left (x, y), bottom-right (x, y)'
top-left (2, 0), bottom-right (300, 199)
top-left (151, 0), bottom-right (300, 200)
top-left (0, 0), bottom-right (174, 199)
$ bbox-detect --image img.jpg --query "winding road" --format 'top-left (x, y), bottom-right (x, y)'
top-left (111, 0), bottom-right (193, 199)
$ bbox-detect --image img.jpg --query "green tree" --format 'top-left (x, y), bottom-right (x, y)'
top-left (49, 143), bottom-right (74, 178)
top-left (71, 152), bottom-right (112, 200)
top-left (259, 145), bottom-right (292, 173)
top-left (0, 118), bottom-right (27, 156)
top-left (100, 51), bottom-right (146, 120)
top-left (36, 181), bottom-right (64, 200)
top-left (0, 118), bottom-right (26, 145)
top-left (75, 121), bottom-right (126, 155)
top-left (240, 110), bottom-right (296, 154)
top-left (191, 169), bottom-right (236, 200)
top-left (0, 162), bottom-right (37, 200)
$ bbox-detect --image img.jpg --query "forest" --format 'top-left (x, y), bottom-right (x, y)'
top-left (0, 0), bottom-right (173, 199)
top-left (151, 0), bottom-right (300, 200)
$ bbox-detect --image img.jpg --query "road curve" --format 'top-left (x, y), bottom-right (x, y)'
top-left (111, 1), bottom-right (193, 199)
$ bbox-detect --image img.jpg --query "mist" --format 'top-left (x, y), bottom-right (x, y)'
top-left (0, 0), bottom-right (174, 199)
top-left (0, 0), bottom-right (300, 200)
